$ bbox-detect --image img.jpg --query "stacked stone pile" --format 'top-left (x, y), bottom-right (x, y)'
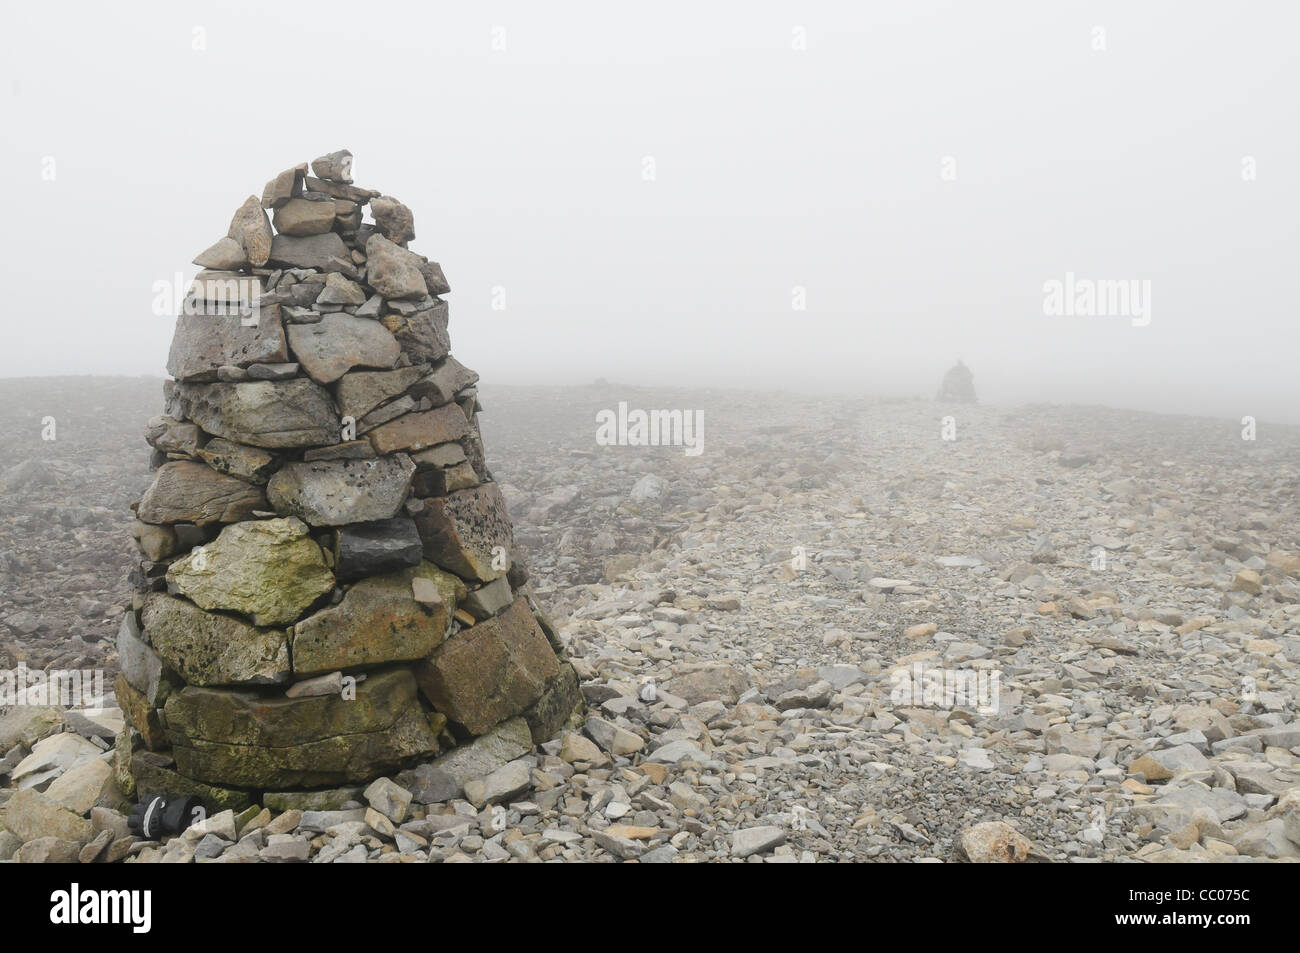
top-left (118, 151), bottom-right (580, 806)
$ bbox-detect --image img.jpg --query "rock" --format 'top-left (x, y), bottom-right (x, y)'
top-left (336, 366), bottom-right (427, 420)
top-left (646, 740), bottom-right (707, 765)
top-left (272, 197), bottom-right (337, 236)
top-left (731, 826), bottom-right (786, 858)
top-left (228, 195), bottom-right (273, 266)
top-left (382, 301), bottom-right (450, 363)
top-left (0, 708), bottom-right (64, 751)
top-left (163, 668), bottom-right (440, 789)
top-left (267, 455), bottom-right (415, 526)
top-left (165, 517), bottom-right (335, 626)
top-left (17, 836), bottom-right (83, 864)
top-left (195, 438), bottom-right (278, 484)
top-left (1232, 569), bottom-right (1262, 595)
top-left (261, 164), bottom-right (307, 209)
top-left (132, 520), bottom-right (178, 560)
top-left (260, 834), bottom-right (311, 863)
top-left (285, 671), bottom-right (344, 698)
top-left (287, 313), bottom-right (400, 385)
top-left (333, 516), bottom-right (424, 582)
top-left (364, 777), bottom-right (413, 824)
top-left (316, 272), bottom-right (367, 306)
top-left (78, 828), bottom-right (115, 863)
top-left (137, 461), bottom-right (267, 525)
top-left (419, 261), bottom-right (450, 296)
top-left (193, 236), bottom-right (247, 270)
top-left (117, 611), bottom-right (172, 706)
top-left (629, 474), bottom-right (666, 502)
top-left (292, 561), bottom-right (462, 676)
top-left (311, 149), bottom-right (353, 183)
top-left (167, 306), bottom-right (280, 387)
top-left (559, 732), bottom-right (605, 765)
top-left (415, 595), bottom-right (560, 735)
top-left (175, 379), bottom-right (340, 448)
top-left (142, 592), bottom-right (292, 686)
top-left (370, 196), bottom-right (416, 243)
top-left (365, 234), bottom-right (429, 299)
top-left (405, 717), bottom-right (533, 803)
top-left (144, 415), bottom-right (202, 455)
top-left (116, 675), bottom-right (168, 750)
top-left (463, 759), bottom-right (531, 808)
top-left (412, 482), bottom-right (514, 582)
top-left (128, 750), bottom-right (256, 812)
top-left (584, 716), bottom-right (644, 756)
top-left (0, 789), bottom-right (95, 844)
top-left (11, 732), bottom-right (102, 786)
top-left (43, 757), bottom-right (124, 815)
top-left (368, 403), bottom-right (469, 456)
top-left (1149, 744), bottom-right (1212, 777)
top-left (593, 828), bottom-right (645, 860)
top-left (413, 357), bottom-right (478, 407)
top-left (269, 231), bottom-right (352, 272)
top-left (522, 662), bottom-right (582, 745)
top-left (958, 821), bottom-right (1036, 862)
top-left (462, 576), bottom-right (513, 620)
top-left (1234, 819), bottom-right (1300, 859)
top-left (664, 665), bottom-right (748, 705)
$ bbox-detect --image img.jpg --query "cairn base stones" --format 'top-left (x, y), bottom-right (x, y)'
top-left (123, 152), bottom-right (581, 804)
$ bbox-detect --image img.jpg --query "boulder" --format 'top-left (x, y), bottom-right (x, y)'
top-left (287, 313), bottom-right (400, 385)
top-left (367, 403), bottom-right (468, 456)
top-left (333, 516), bottom-right (424, 582)
top-left (164, 669), bottom-right (440, 788)
top-left (415, 595), bottom-right (559, 735)
top-left (166, 308), bottom-right (288, 381)
top-left (136, 461), bottom-right (267, 525)
top-left (165, 517), bottom-right (335, 626)
top-left (292, 561), bottom-right (464, 676)
top-left (142, 593), bottom-right (292, 686)
top-left (175, 379), bottom-right (340, 449)
top-left (412, 482), bottom-right (513, 582)
top-left (266, 455), bottom-right (415, 526)
top-left (365, 234), bottom-right (428, 299)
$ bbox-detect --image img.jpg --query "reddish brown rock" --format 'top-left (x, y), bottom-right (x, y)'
top-left (415, 596), bottom-right (559, 735)
top-left (412, 482), bottom-right (513, 582)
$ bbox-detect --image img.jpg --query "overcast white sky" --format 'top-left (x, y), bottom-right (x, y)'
top-left (2, 1), bottom-right (1296, 421)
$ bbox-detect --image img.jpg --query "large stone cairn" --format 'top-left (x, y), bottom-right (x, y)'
top-left (118, 151), bottom-right (580, 808)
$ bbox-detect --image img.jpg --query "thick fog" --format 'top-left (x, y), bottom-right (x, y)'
top-left (2, 1), bottom-right (1296, 422)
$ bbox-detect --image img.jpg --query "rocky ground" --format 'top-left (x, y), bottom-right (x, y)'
top-left (2, 377), bottom-right (1299, 862)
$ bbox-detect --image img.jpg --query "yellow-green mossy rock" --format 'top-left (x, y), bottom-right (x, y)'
top-left (163, 668), bottom-right (439, 788)
top-left (142, 593), bottom-right (291, 687)
top-left (166, 516), bottom-right (335, 626)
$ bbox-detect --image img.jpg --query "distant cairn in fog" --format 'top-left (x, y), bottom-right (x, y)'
top-left (938, 359), bottom-right (977, 404)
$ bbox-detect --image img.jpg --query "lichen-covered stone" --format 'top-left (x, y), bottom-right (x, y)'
top-left (266, 456), bottom-right (415, 526)
top-left (142, 593), bottom-right (291, 686)
top-left (165, 517), bottom-right (334, 626)
top-left (164, 669), bottom-right (440, 788)
top-left (175, 379), bottom-right (341, 449)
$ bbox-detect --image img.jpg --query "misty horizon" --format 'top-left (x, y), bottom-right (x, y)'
top-left (4, 1), bottom-right (1297, 422)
